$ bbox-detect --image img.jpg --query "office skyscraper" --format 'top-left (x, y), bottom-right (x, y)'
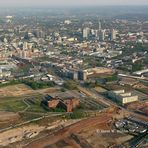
top-left (111, 29), bottom-right (116, 41)
top-left (99, 21), bottom-right (101, 31)
top-left (83, 27), bottom-right (90, 39)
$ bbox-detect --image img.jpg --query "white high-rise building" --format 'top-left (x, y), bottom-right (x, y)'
top-left (111, 29), bottom-right (116, 41)
top-left (83, 27), bottom-right (90, 39)
top-left (99, 30), bottom-right (105, 41)
top-left (99, 21), bottom-right (101, 31)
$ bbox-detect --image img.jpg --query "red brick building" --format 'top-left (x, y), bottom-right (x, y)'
top-left (47, 97), bottom-right (80, 112)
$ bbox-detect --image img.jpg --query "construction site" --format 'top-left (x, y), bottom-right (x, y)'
top-left (0, 108), bottom-right (132, 148)
top-left (0, 106), bottom-right (147, 147)
top-left (0, 82), bottom-right (147, 148)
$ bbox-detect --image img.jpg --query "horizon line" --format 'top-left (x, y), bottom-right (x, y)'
top-left (0, 5), bottom-right (148, 8)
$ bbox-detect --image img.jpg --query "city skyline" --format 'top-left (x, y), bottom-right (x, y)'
top-left (0, 0), bottom-right (148, 7)
top-left (0, 0), bottom-right (147, 147)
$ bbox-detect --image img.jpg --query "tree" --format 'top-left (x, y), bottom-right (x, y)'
top-left (63, 80), bottom-right (78, 90)
top-left (132, 61), bottom-right (143, 72)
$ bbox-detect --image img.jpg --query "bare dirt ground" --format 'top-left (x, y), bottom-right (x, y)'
top-left (0, 112), bottom-right (20, 122)
top-left (127, 101), bottom-right (148, 117)
top-left (127, 101), bottom-right (148, 110)
top-left (42, 119), bottom-right (133, 148)
top-left (0, 109), bottom-right (133, 148)
top-left (0, 124), bottom-right (45, 147)
top-left (0, 112), bottom-right (20, 128)
top-left (76, 121), bottom-right (133, 148)
top-left (0, 118), bottom-right (82, 147)
top-left (0, 84), bottom-right (59, 98)
top-left (0, 84), bottom-right (33, 97)
top-left (133, 83), bottom-right (148, 91)
top-left (25, 113), bottom-right (131, 148)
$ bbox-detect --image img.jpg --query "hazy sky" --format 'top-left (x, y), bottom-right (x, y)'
top-left (0, 0), bottom-right (148, 7)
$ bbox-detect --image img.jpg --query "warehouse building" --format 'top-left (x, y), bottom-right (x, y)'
top-left (108, 90), bottom-right (138, 105)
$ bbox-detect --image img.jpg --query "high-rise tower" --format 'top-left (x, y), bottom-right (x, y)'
top-left (98, 21), bottom-right (101, 31)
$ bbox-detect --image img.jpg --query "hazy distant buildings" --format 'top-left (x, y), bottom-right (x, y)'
top-left (98, 21), bottom-right (101, 31)
top-left (99, 30), bottom-right (105, 41)
top-left (33, 29), bottom-right (45, 38)
top-left (64, 20), bottom-right (71, 25)
top-left (5, 16), bottom-right (13, 23)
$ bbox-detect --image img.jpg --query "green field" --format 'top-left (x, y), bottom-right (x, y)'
top-left (0, 95), bottom-right (46, 113)
top-left (0, 100), bottom-right (27, 112)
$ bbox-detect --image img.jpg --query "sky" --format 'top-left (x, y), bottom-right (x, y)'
top-left (0, 0), bottom-right (148, 7)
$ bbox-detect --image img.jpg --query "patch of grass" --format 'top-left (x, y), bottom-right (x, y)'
top-left (0, 100), bottom-right (27, 112)
top-left (19, 112), bottom-right (42, 121)
top-left (0, 80), bottom-right (20, 88)
top-left (0, 95), bottom-right (47, 113)
top-left (25, 96), bottom-right (48, 113)
top-left (106, 74), bottom-right (118, 82)
top-left (63, 80), bottom-right (78, 90)
top-left (22, 79), bottom-right (55, 90)
top-left (28, 102), bottom-right (47, 113)
top-left (64, 110), bottom-right (87, 119)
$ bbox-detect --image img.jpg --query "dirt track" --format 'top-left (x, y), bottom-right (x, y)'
top-left (24, 113), bottom-right (112, 148)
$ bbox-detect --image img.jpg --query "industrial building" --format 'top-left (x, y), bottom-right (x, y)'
top-left (79, 67), bottom-right (114, 80)
top-left (78, 67), bottom-right (114, 81)
top-left (133, 69), bottom-right (148, 77)
top-left (85, 67), bottom-right (114, 76)
top-left (108, 90), bottom-right (138, 105)
top-left (42, 95), bottom-right (80, 112)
